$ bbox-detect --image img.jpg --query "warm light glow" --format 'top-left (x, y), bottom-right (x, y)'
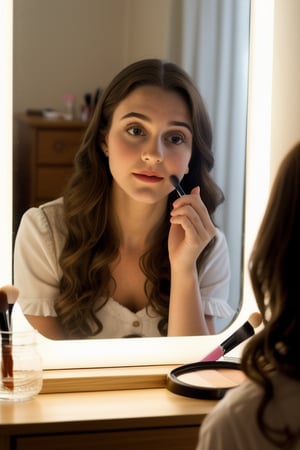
top-left (242, 0), bottom-right (274, 318)
top-left (11, 1), bottom-right (275, 368)
top-left (0, 0), bottom-right (13, 285)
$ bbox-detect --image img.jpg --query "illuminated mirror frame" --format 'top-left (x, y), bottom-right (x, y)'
top-left (1, 0), bottom-right (274, 369)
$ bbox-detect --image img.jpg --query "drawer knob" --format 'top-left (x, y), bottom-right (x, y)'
top-left (53, 142), bottom-right (65, 152)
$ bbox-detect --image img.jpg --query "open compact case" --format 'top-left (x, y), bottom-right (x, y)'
top-left (166, 312), bottom-right (263, 399)
top-left (166, 360), bottom-right (245, 400)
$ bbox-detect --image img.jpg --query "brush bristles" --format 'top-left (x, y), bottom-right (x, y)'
top-left (0, 285), bottom-right (19, 304)
top-left (0, 291), bottom-right (8, 313)
top-left (169, 174), bottom-right (180, 188)
top-left (248, 312), bottom-right (262, 329)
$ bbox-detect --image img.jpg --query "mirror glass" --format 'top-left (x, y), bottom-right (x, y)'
top-left (12, 0), bottom-right (250, 339)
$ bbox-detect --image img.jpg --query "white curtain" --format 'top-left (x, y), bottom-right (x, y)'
top-left (172, 0), bottom-right (250, 330)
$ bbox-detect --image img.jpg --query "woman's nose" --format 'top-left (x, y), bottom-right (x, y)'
top-left (141, 140), bottom-right (163, 164)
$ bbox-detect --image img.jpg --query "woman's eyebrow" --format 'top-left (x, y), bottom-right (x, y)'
top-left (121, 112), bottom-right (192, 133)
top-left (121, 112), bottom-right (149, 121)
top-left (169, 120), bottom-right (192, 133)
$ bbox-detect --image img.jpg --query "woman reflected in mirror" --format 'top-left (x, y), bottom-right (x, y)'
top-left (14, 59), bottom-right (233, 340)
top-left (197, 142), bottom-right (300, 450)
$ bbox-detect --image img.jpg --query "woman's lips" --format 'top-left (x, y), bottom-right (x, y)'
top-left (132, 173), bottom-right (164, 184)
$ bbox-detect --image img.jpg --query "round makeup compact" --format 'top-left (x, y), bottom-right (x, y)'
top-left (166, 361), bottom-right (246, 400)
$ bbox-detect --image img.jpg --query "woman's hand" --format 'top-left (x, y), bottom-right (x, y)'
top-left (168, 186), bottom-right (216, 271)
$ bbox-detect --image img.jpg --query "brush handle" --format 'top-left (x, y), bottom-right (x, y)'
top-left (200, 321), bottom-right (255, 362)
top-left (0, 312), bottom-right (9, 332)
top-left (169, 175), bottom-right (186, 197)
top-left (1, 343), bottom-right (14, 390)
top-left (175, 184), bottom-right (186, 197)
top-left (200, 346), bottom-right (224, 362)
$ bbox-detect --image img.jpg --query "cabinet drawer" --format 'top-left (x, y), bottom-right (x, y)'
top-left (15, 426), bottom-right (199, 450)
top-left (36, 167), bottom-right (74, 199)
top-left (37, 130), bottom-right (84, 164)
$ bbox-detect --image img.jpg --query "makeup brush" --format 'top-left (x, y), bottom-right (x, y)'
top-left (200, 312), bottom-right (262, 362)
top-left (0, 290), bottom-right (10, 335)
top-left (0, 290), bottom-right (13, 389)
top-left (0, 286), bottom-right (18, 390)
top-left (0, 285), bottom-right (19, 330)
top-left (169, 175), bottom-right (186, 197)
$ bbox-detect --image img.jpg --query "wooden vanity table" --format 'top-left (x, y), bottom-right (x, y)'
top-left (0, 365), bottom-right (217, 450)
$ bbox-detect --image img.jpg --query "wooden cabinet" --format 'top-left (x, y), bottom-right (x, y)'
top-left (0, 367), bottom-right (217, 449)
top-left (0, 386), bottom-right (215, 450)
top-left (13, 113), bottom-right (87, 233)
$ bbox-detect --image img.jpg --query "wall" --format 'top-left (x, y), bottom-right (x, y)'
top-left (270, 0), bottom-right (300, 179)
top-left (13, 0), bottom-right (173, 116)
top-left (13, 0), bottom-right (300, 191)
top-left (123, 0), bottom-right (175, 64)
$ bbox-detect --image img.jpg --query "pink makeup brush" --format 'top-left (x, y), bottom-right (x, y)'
top-left (200, 312), bottom-right (262, 362)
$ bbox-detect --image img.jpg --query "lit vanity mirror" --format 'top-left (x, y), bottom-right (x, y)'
top-left (2, 0), bottom-right (273, 369)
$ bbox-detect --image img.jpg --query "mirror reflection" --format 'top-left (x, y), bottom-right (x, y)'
top-left (14, 1), bottom-right (249, 338)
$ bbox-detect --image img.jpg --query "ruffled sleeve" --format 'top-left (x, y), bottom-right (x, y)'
top-left (13, 199), bottom-right (66, 317)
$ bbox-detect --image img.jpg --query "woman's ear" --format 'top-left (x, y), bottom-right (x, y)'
top-left (101, 138), bottom-right (109, 157)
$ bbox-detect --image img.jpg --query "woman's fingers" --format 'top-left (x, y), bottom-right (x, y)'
top-left (171, 188), bottom-right (215, 235)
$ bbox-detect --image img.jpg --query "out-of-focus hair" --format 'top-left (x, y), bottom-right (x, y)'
top-left (242, 142), bottom-right (300, 448)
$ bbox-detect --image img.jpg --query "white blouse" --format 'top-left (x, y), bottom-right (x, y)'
top-left (13, 198), bottom-right (233, 338)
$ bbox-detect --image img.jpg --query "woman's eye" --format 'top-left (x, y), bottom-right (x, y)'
top-left (127, 126), bottom-right (145, 136)
top-left (167, 133), bottom-right (185, 145)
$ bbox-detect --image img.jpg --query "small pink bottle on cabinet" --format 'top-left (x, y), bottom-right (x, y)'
top-left (63, 93), bottom-right (76, 120)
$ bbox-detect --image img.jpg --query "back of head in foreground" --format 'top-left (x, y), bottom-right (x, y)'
top-left (242, 141), bottom-right (300, 447)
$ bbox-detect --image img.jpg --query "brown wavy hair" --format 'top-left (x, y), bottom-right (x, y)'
top-left (242, 142), bottom-right (300, 448)
top-left (55, 58), bottom-right (224, 338)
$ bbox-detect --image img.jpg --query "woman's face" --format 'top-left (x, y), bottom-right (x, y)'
top-left (103, 85), bottom-right (193, 204)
